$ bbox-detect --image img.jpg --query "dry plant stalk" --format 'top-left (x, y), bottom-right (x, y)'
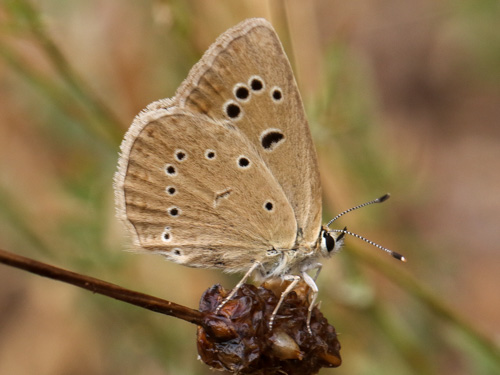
top-left (0, 248), bottom-right (341, 374)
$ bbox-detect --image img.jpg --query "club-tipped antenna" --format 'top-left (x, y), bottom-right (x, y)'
top-left (330, 227), bottom-right (406, 262)
top-left (326, 194), bottom-right (391, 227)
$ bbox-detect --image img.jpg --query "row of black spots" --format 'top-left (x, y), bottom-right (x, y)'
top-left (161, 226), bottom-right (172, 242)
top-left (160, 209), bottom-right (181, 246)
top-left (167, 153), bottom-right (249, 170)
top-left (160, 233), bottom-right (183, 257)
top-left (166, 148), bottom-right (213, 214)
top-left (160, 227), bottom-right (181, 257)
top-left (165, 153), bottom-right (252, 208)
top-left (164, 149), bottom-right (217, 177)
top-left (233, 76), bottom-right (266, 103)
top-left (223, 76), bottom-right (283, 120)
top-left (167, 152), bottom-right (248, 170)
top-left (164, 149), bottom-right (187, 176)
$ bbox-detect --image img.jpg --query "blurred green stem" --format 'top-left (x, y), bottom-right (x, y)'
top-left (350, 245), bottom-right (500, 367)
top-left (2, 0), bottom-right (124, 146)
top-left (0, 185), bottom-right (54, 257)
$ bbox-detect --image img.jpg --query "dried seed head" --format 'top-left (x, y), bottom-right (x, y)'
top-left (197, 281), bottom-right (341, 374)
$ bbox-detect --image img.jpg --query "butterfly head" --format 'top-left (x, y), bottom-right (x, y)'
top-left (319, 226), bottom-right (344, 258)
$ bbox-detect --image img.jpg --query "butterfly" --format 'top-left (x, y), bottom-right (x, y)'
top-left (114, 18), bottom-right (403, 332)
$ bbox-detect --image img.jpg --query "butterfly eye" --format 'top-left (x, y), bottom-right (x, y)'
top-left (270, 86), bottom-right (283, 102)
top-left (322, 231), bottom-right (336, 253)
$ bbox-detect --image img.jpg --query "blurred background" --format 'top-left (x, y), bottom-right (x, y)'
top-left (1, 1), bottom-right (499, 374)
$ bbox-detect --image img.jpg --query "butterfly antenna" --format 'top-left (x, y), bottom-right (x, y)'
top-left (326, 193), bottom-right (390, 227)
top-left (326, 194), bottom-right (406, 261)
top-left (330, 227), bottom-right (406, 262)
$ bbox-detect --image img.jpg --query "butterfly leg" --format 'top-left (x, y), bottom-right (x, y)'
top-left (300, 263), bottom-right (323, 334)
top-left (312, 263), bottom-right (322, 282)
top-left (268, 274), bottom-right (301, 331)
top-left (215, 261), bottom-right (262, 314)
top-left (301, 271), bottom-right (319, 334)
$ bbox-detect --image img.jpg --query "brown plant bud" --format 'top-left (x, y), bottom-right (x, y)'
top-left (197, 280), bottom-right (341, 374)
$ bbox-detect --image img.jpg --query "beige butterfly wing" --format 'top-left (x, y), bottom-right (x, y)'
top-left (177, 18), bottom-right (322, 246)
top-left (114, 18), bottom-right (321, 273)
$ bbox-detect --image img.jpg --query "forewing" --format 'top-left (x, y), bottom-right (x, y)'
top-left (176, 18), bottom-right (322, 245)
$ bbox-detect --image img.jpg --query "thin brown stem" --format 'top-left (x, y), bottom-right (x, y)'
top-left (0, 248), bottom-right (205, 326)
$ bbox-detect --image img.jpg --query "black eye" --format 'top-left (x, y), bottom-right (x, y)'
top-left (323, 232), bottom-right (335, 252)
